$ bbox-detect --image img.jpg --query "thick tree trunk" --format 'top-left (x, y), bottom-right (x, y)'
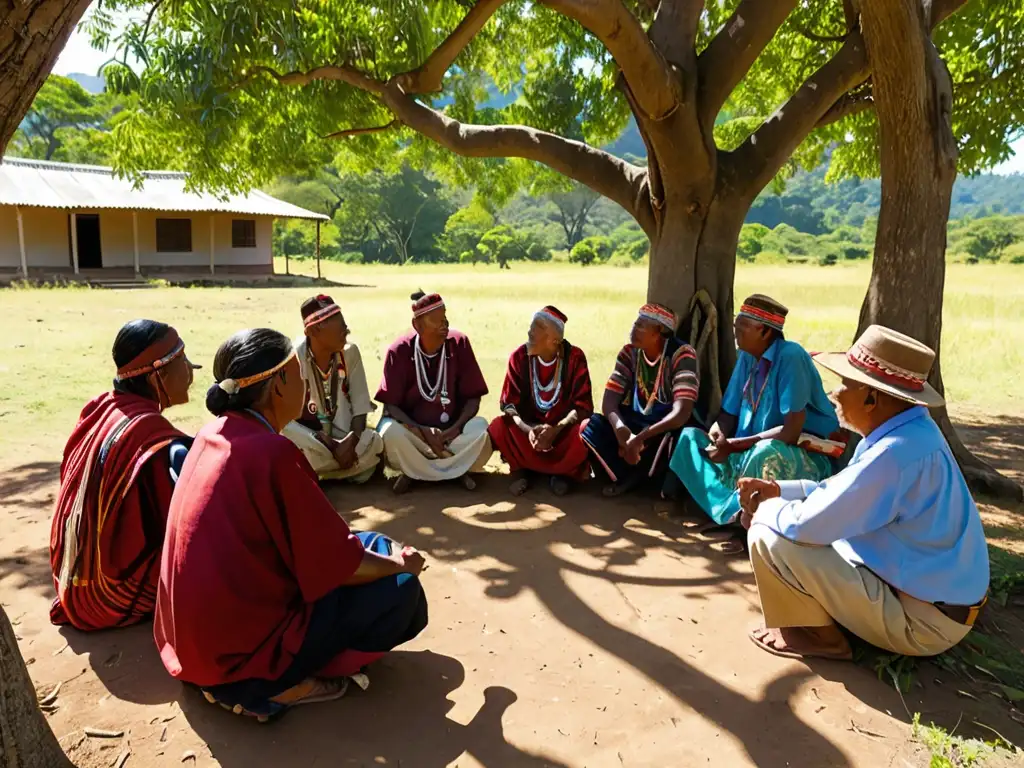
top-left (0, 0), bottom-right (93, 152)
top-left (0, 605), bottom-right (74, 767)
top-left (857, 0), bottom-right (1022, 501)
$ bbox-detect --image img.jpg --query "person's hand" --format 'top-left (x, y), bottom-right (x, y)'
top-left (706, 430), bottom-right (731, 463)
top-left (534, 424), bottom-right (557, 452)
top-left (330, 432), bottom-right (359, 470)
top-left (440, 426), bottom-right (461, 445)
top-left (398, 547), bottom-right (426, 575)
top-left (738, 478), bottom-right (780, 527)
top-left (421, 427), bottom-right (448, 458)
top-left (614, 423), bottom-right (633, 453)
top-left (624, 433), bottom-right (645, 465)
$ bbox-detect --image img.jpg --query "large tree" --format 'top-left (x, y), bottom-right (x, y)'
top-left (99, 0), bottom-right (1020, 375)
top-left (856, 0), bottom-right (1023, 500)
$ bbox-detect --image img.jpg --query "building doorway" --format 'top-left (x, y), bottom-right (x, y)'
top-left (71, 214), bottom-right (103, 269)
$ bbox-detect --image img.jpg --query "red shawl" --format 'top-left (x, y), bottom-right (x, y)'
top-left (49, 392), bottom-right (185, 631)
top-left (499, 342), bottom-right (593, 424)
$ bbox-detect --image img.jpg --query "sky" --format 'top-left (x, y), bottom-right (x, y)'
top-left (52, 23), bottom-right (1024, 175)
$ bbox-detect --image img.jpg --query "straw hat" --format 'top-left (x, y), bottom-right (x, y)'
top-left (813, 325), bottom-right (945, 408)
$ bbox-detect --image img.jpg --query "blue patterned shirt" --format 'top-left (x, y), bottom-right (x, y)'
top-left (756, 407), bottom-right (989, 605)
top-left (722, 338), bottom-right (839, 439)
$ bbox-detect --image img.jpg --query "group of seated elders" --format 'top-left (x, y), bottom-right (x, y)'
top-left (46, 294), bottom-right (990, 720)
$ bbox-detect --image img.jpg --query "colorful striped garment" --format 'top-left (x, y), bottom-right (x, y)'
top-left (50, 392), bottom-right (186, 631)
top-left (605, 338), bottom-right (700, 407)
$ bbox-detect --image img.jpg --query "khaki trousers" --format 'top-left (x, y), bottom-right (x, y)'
top-left (282, 422), bottom-right (383, 482)
top-left (748, 523), bottom-right (970, 657)
top-left (378, 416), bottom-right (493, 482)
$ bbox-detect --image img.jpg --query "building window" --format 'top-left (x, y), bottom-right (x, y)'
top-left (156, 218), bottom-right (192, 252)
top-left (232, 219), bottom-right (257, 248)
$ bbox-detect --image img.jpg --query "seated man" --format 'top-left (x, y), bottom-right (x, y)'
top-left (376, 291), bottom-right (492, 494)
top-left (740, 325), bottom-right (989, 660)
top-left (282, 295), bottom-right (383, 482)
top-left (668, 294), bottom-right (841, 540)
top-left (51, 319), bottom-right (196, 631)
top-left (488, 306), bottom-right (594, 497)
top-left (582, 303), bottom-right (698, 497)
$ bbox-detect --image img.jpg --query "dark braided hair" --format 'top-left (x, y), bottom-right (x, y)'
top-left (112, 319), bottom-right (170, 399)
top-left (205, 329), bottom-right (293, 416)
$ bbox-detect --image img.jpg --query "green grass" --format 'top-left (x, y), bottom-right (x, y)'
top-left (2, 261), bottom-right (1022, 465)
top-left (912, 714), bottom-right (1022, 767)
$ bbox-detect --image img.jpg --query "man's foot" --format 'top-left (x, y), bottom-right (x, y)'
top-left (549, 476), bottom-right (570, 496)
top-left (509, 471), bottom-right (529, 496)
top-left (749, 625), bottom-right (853, 661)
top-left (709, 535), bottom-right (747, 556)
top-left (460, 474), bottom-right (478, 491)
top-left (393, 474), bottom-right (413, 495)
top-left (271, 677), bottom-right (350, 706)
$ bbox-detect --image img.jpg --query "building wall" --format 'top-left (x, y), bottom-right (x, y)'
top-left (0, 206), bottom-right (276, 271)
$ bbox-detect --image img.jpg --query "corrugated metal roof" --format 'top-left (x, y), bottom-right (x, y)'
top-left (0, 157), bottom-right (329, 221)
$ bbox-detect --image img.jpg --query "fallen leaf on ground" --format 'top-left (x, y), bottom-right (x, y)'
top-left (39, 681), bottom-right (62, 706)
top-left (181, 750), bottom-right (196, 763)
top-left (111, 748), bottom-right (130, 768)
top-left (85, 728), bottom-right (125, 739)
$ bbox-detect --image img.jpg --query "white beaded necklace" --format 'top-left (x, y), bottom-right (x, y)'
top-left (531, 355), bottom-right (562, 412)
top-left (414, 335), bottom-right (450, 422)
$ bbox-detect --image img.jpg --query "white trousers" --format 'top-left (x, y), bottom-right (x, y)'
top-left (378, 416), bottom-right (493, 482)
top-left (282, 421), bottom-right (383, 482)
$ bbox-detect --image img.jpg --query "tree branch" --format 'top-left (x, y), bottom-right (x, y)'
top-left (322, 119), bottom-right (398, 140)
top-left (539, 0), bottom-right (680, 120)
top-left (723, 32), bottom-right (870, 198)
top-left (395, 0), bottom-right (508, 95)
top-left (648, 0), bottom-right (704, 65)
top-left (930, 0), bottom-right (968, 27)
top-left (237, 65), bottom-right (385, 94)
top-left (816, 86), bottom-right (873, 127)
top-left (697, 0), bottom-right (800, 130)
top-left (796, 24), bottom-right (847, 44)
top-left (380, 84), bottom-right (657, 235)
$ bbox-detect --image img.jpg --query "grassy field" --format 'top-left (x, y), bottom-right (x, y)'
top-left (1, 260), bottom-right (1022, 467)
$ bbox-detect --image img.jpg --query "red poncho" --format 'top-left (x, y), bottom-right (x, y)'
top-left (488, 342), bottom-right (594, 480)
top-left (50, 392), bottom-right (184, 631)
top-left (154, 412), bottom-right (365, 688)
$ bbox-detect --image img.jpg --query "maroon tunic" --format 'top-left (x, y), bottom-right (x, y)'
top-left (375, 330), bottom-right (489, 429)
top-left (50, 392), bottom-right (184, 631)
top-left (488, 342), bottom-right (594, 480)
top-left (154, 412), bottom-right (365, 688)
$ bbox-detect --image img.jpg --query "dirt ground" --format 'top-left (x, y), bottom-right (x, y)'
top-left (2, 420), bottom-right (1022, 768)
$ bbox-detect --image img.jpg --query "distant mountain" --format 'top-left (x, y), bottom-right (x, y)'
top-left (65, 72), bottom-right (105, 94)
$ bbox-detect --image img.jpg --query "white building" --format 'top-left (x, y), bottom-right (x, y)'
top-left (0, 157), bottom-right (327, 279)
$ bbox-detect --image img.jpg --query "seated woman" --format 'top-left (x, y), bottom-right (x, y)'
top-left (155, 329), bottom-right (428, 722)
top-left (50, 320), bottom-right (196, 631)
top-left (488, 306), bottom-right (594, 496)
top-left (667, 295), bottom-right (841, 552)
top-left (581, 303), bottom-right (699, 497)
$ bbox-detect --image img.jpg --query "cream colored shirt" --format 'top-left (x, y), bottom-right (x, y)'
top-left (294, 336), bottom-right (375, 436)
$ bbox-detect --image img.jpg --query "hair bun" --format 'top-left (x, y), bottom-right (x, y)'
top-left (205, 383), bottom-right (231, 416)
top-left (410, 289), bottom-right (425, 301)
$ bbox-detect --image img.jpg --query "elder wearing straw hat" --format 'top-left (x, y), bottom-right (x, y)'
top-left (739, 325), bottom-right (989, 660)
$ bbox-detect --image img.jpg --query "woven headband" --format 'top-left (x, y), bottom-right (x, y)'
top-left (217, 350), bottom-right (297, 396)
top-left (303, 304), bottom-right (341, 329)
top-left (846, 343), bottom-right (927, 393)
top-left (413, 296), bottom-right (445, 319)
top-left (116, 329), bottom-right (185, 380)
top-left (638, 303), bottom-right (675, 331)
top-left (738, 304), bottom-right (786, 331)
top-left (534, 309), bottom-right (565, 332)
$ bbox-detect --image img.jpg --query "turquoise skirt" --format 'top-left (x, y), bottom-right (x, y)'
top-left (668, 428), bottom-right (833, 525)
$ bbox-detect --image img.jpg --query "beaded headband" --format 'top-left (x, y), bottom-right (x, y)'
top-left (116, 329), bottom-right (185, 380)
top-left (303, 303), bottom-right (341, 329)
top-left (412, 293), bottom-right (445, 318)
top-left (738, 304), bottom-right (787, 332)
top-left (217, 350), bottom-right (297, 395)
top-left (638, 303), bottom-right (676, 331)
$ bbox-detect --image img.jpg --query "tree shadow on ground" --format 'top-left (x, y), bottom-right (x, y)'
top-left (326, 479), bottom-right (855, 767)
top-left (181, 650), bottom-right (569, 767)
top-left (0, 460), bottom-right (59, 514)
top-left (954, 414), bottom-right (1024, 488)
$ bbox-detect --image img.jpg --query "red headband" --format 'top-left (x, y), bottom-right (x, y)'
top-left (739, 304), bottom-right (787, 329)
top-left (413, 294), bottom-right (445, 318)
top-left (638, 303), bottom-right (675, 330)
top-left (303, 303), bottom-right (341, 329)
top-left (846, 344), bottom-right (926, 392)
top-left (116, 329), bottom-right (184, 380)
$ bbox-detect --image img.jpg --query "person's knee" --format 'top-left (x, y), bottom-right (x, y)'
top-left (379, 420), bottom-right (409, 447)
top-left (747, 522), bottom-right (787, 560)
top-left (366, 430), bottom-right (385, 456)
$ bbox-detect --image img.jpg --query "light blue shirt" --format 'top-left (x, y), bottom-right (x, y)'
top-left (722, 338), bottom-right (839, 440)
top-left (757, 406), bottom-right (989, 605)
